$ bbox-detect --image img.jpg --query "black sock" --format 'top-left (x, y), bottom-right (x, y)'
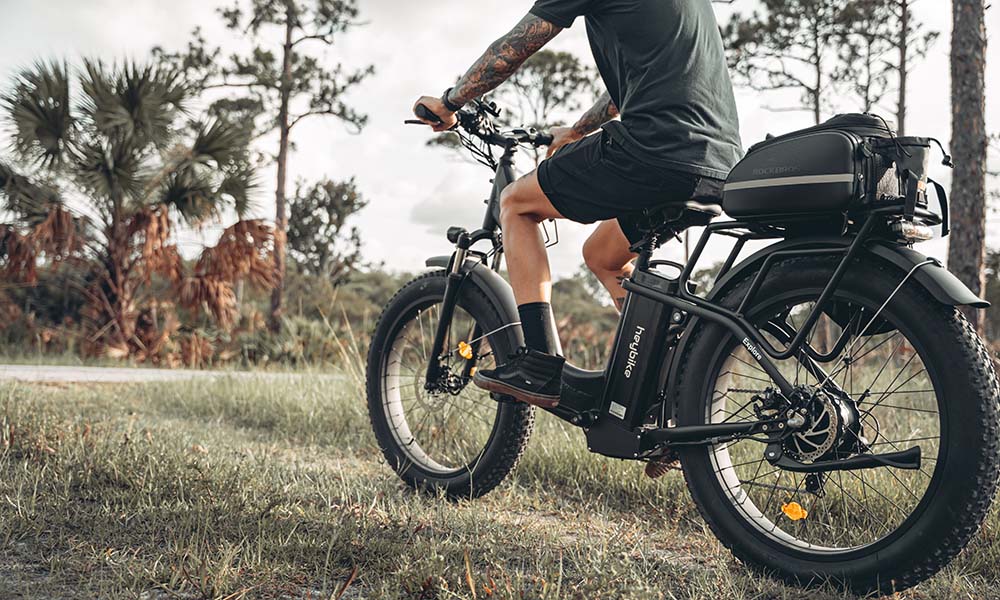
top-left (517, 302), bottom-right (562, 356)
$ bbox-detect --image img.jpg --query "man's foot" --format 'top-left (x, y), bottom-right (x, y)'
top-left (473, 347), bottom-right (565, 408)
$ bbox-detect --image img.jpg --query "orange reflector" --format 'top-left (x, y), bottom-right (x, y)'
top-left (458, 341), bottom-right (474, 360)
top-left (781, 501), bottom-right (808, 521)
top-left (470, 367), bottom-right (477, 376)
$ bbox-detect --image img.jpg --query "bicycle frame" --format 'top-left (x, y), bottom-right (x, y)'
top-left (420, 107), bottom-right (978, 468)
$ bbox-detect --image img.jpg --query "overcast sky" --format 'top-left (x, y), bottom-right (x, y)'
top-left (1, 1), bottom-right (998, 277)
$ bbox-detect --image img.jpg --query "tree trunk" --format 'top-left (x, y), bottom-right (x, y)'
top-left (812, 23), bottom-right (822, 125)
top-left (268, 16), bottom-right (295, 333)
top-left (897, 0), bottom-right (909, 135)
top-left (948, 0), bottom-right (988, 332)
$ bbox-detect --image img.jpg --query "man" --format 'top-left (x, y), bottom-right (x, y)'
top-left (414, 0), bottom-right (742, 408)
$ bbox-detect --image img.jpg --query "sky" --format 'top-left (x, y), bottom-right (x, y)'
top-left (1, 0), bottom-right (998, 278)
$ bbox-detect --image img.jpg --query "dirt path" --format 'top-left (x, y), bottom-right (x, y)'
top-left (0, 364), bottom-right (339, 384)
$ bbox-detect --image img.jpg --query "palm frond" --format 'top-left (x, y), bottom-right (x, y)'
top-left (74, 139), bottom-right (150, 208)
top-left (217, 161), bottom-right (258, 218)
top-left (2, 61), bottom-right (73, 167)
top-left (0, 161), bottom-right (64, 224)
top-left (159, 168), bottom-right (218, 225)
top-left (79, 59), bottom-right (188, 150)
top-left (189, 117), bottom-right (251, 166)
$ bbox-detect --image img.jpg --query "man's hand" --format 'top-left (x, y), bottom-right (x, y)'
top-left (546, 126), bottom-right (583, 158)
top-left (412, 96), bottom-right (458, 132)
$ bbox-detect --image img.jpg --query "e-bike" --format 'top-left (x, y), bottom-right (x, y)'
top-left (365, 99), bottom-right (1000, 593)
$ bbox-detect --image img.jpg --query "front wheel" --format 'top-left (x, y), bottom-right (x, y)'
top-left (366, 270), bottom-right (534, 499)
top-left (674, 256), bottom-right (1000, 593)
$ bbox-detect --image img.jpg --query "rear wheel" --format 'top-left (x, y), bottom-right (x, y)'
top-left (674, 256), bottom-right (1000, 593)
top-left (366, 270), bottom-right (533, 499)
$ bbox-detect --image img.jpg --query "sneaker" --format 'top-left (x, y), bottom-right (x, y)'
top-left (473, 347), bottom-right (565, 408)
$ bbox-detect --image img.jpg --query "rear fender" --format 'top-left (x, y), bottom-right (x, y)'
top-left (660, 238), bottom-right (988, 422)
top-left (425, 256), bottom-right (524, 350)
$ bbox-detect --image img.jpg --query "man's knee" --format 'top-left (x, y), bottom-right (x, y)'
top-left (500, 175), bottom-right (554, 224)
top-left (500, 185), bottom-right (534, 224)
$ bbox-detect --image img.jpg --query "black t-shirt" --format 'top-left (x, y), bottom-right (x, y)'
top-left (530, 0), bottom-right (743, 179)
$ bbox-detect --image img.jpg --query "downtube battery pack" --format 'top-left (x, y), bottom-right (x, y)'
top-left (599, 271), bottom-right (674, 430)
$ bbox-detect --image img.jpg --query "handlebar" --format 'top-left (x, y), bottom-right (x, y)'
top-left (406, 98), bottom-right (553, 150)
top-left (413, 103), bottom-right (442, 124)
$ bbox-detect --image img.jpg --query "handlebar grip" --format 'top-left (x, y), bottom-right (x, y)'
top-left (414, 104), bottom-right (442, 124)
top-left (535, 133), bottom-right (554, 146)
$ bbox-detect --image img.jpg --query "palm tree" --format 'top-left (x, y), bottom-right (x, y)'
top-left (0, 60), bottom-right (273, 358)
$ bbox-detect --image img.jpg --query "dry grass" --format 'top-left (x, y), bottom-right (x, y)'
top-left (0, 375), bottom-right (998, 599)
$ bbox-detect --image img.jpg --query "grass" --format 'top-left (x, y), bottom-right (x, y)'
top-left (1, 374), bottom-right (998, 599)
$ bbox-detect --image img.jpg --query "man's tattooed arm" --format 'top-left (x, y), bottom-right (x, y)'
top-left (448, 14), bottom-right (562, 106)
top-left (571, 92), bottom-right (620, 137)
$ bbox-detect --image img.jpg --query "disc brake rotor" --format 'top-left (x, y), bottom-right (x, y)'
top-left (785, 394), bottom-right (841, 461)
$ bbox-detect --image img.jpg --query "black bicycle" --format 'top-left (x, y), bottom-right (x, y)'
top-left (366, 99), bottom-right (1000, 593)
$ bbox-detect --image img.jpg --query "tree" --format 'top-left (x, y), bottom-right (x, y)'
top-left (837, 0), bottom-right (938, 133)
top-left (287, 177), bottom-right (366, 284)
top-left (723, 0), bottom-right (851, 125)
top-left (948, 0), bottom-right (989, 333)
top-left (501, 50), bottom-right (597, 165)
top-left (156, 0), bottom-right (374, 332)
top-left (0, 60), bottom-right (272, 358)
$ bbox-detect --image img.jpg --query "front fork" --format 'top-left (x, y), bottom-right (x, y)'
top-left (424, 233), bottom-right (503, 387)
top-left (424, 245), bottom-right (469, 387)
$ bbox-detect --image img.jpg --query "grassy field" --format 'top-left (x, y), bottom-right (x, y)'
top-left (1, 374), bottom-right (998, 599)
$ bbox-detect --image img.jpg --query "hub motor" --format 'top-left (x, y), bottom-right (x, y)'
top-left (784, 388), bottom-right (866, 462)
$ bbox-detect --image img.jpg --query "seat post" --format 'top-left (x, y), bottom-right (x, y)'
top-left (635, 233), bottom-right (659, 271)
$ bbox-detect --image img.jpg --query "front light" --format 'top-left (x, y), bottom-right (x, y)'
top-left (891, 220), bottom-right (935, 242)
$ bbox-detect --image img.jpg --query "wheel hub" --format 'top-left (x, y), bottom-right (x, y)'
top-left (787, 387), bottom-right (867, 461)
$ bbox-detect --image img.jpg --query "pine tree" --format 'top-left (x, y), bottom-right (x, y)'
top-left (948, 0), bottom-right (989, 332)
top-left (156, 0), bottom-right (373, 332)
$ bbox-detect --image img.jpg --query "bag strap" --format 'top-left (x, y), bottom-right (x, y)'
top-left (928, 177), bottom-right (950, 237)
top-left (903, 169), bottom-right (920, 221)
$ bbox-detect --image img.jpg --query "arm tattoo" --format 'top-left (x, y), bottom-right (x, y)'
top-left (449, 14), bottom-right (562, 106)
top-left (571, 91), bottom-right (619, 137)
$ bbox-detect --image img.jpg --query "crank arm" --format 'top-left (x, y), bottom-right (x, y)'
top-left (765, 444), bottom-right (921, 473)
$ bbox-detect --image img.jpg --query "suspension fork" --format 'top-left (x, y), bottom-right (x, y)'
top-left (458, 249), bottom-right (504, 380)
top-left (425, 245), bottom-right (469, 387)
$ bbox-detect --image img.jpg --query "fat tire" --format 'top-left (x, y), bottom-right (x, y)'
top-left (366, 270), bottom-right (534, 499)
top-left (673, 256), bottom-right (1000, 594)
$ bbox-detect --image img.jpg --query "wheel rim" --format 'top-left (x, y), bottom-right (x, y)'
top-left (380, 298), bottom-right (502, 476)
top-left (705, 293), bottom-right (943, 553)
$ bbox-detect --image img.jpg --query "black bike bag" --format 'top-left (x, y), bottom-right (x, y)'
top-left (723, 113), bottom-right (897, 221)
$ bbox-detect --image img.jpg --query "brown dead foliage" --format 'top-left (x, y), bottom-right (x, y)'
top-left (175, 220), bottom-right (275, 330)
top-left (196, 219), bottom-right (274, 288)
top-left (179, 331), bottom-right (215, 368)
top-left (0, 206), bottom-right (80, 284)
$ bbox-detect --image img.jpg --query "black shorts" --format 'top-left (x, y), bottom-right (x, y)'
top-left (537, 129), bottom-right (724, 244)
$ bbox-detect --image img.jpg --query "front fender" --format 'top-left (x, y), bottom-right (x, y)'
top-left (425, 256), bottom-right (524, 350)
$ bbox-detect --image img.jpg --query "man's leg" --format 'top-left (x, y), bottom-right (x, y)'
top-left (498, 171), bottom-right (565, 305)
top-left (583, 220), bottom-right (637, 312)
top-left (472, 171), bottom-right (566, 407)
top-left (498, 171), bottom-right (566, 356)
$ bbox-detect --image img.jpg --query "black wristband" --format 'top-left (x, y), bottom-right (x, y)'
top-left (442, 87), bottom-right (463, 113)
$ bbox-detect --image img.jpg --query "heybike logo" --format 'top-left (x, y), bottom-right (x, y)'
top-left (742, 337), bottom-right (763, 361)
top-left (623, 325), bottom-right (646, 378)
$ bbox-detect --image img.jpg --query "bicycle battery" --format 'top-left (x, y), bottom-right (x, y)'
top-left (599, 271), bottom-right (675, 430)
